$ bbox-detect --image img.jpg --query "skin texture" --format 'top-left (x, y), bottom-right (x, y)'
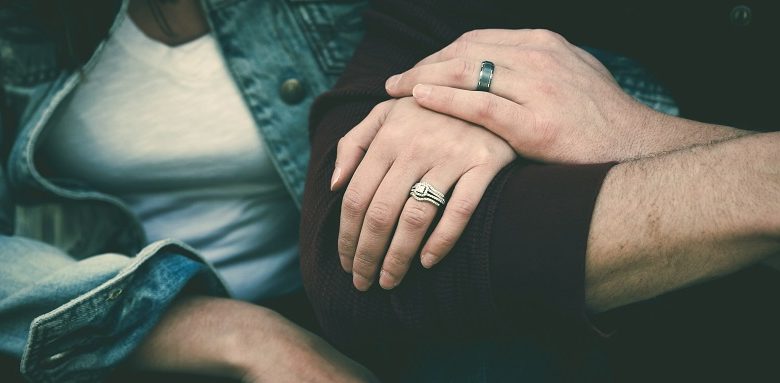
top-left (333, 98), bottom-right (515, 290)
top-left (124, 2), bottom-right (376, 380)
top-left (130, 296), bottom-right (378, 382)
top-left (127, 0), bottom-right (209, 47)
top-left (385, 29), bottom-right (749, 164)
top-left (586, 132), bottom-right (780, 312)
top-left (335, 29), bottom-right (779, 308)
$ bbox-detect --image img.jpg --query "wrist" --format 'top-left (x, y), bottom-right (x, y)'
top-left (618, 103), bottom-right (749, 161)
top-left (619, 104), bottom-right (684, 160)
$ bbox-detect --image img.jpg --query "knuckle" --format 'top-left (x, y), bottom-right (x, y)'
top-left (451, 58), bottom-right (473, 83)
top-left (529, 29), bottom-right (550, 42)
top-left (432, 230), bottom-right (459, 250)
top-left (445, 40), bottom-right (469, 59)
top-left (383, 252), bottom-right (410, 271)
top-left (550, 30), bottom-right (569, 44)
top-left (342, 188), bottom-right (368, 218)
top-left (353, 252), bottom-right (378, 271)
top-left (448, 197), bottom-right (478, 219)
top-left (440, 89), bottom-right (457, 109)
top-left (399, 69), bottom-right (415, 85)
top-left (374, 99), bottom-right (393, 114)
top-left (468, 143), bottom-right (494, 163)
top-left (367, 100), bottom-right (394, 123)
top-left (338, 234), bottom-right (356, 255)
top-left (365, 201), bottom-right (394, 232)
top-left (377, 124), bottom-right (405, 147)
top-left (531, 29), bottom-right (564, 45)
top-left (401, 204), bottom-right (430, 230)
top-left (459, 29), bottom-right (481, 41)
top-left (476, 96), bottom-right (500, 122)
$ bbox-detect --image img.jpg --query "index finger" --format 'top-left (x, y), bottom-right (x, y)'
top-left (338, 149), bottom-right (393, 273)
top-left (412, 84), bottom-right (543, 159)
top-left (333, 101), bottom-right (394, 191)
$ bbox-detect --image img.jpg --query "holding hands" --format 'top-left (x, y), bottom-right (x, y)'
top-left (385, 28), bottom-right (666, 164)
top-left (331, 98), bottom-right (515, 290)
top-left (334, 28), bottom-right (733, 290)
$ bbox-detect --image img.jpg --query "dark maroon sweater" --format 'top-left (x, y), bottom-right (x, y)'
top-left (298, 0), bottom-right (779, 379)
top-left (299, 0), bottom-right (615, 357)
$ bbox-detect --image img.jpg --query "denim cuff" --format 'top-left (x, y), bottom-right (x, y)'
top-left (20, 241), bottom-right (227, 383)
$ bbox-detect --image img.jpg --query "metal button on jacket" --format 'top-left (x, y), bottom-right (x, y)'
top-left (730, 5), bottom-right (752, 26)
top-left (279, 78), bottom-right (307, 105)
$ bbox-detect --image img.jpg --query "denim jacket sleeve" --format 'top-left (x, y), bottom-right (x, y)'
top-left (0, 195), bottom-right (229, 383)
top-left (0, 104), bottom-right (228, 382)
top-left (0, 236), bottom-right (227, 383)
top-left (0, 4), bottom-right (229, 382)
top-left (0, 147), bottom-right (228, 383)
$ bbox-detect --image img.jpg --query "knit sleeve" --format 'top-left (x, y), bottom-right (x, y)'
top-left (299, 0), bottom-right (615, 359)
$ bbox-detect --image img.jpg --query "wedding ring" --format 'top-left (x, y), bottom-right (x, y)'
top-left (476, 60), bottom-right (494, 92)
top-left (410, 182), bottom-right (446, 207)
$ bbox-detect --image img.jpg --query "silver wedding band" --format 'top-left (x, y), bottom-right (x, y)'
top-left (410, 182), bottom-right (446, 207)
top-left (476, 60), bottom-right (494, 92)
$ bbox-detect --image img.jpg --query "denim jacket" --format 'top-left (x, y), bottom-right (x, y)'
top-left (0, 0), bottom-right (367, 381)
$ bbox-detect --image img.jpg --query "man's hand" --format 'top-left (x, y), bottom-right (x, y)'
top-left (130, 296), bottom-right (378, 383)
top-left (386, 29), bottom-right (746, 163)
top-left (331, 98), bottom-right (515, 289)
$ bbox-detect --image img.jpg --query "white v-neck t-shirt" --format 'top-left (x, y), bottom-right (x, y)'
top-left (41, 16), bottom-right (301, 302)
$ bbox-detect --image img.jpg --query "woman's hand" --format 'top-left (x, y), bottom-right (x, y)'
top-left (385, 29), bottom-right (710, 164)
top-left (331, 98), bottom-right (515, 289)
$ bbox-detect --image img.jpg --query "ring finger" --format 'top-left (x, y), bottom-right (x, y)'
top-left (378, 169), bottom-right (456, 290)
top-left (387, 58), bottom-right (535, 104)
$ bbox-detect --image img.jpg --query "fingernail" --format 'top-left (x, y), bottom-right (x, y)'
top-left (379, 270), bottom-right (397, 290)
top-left (353, 273), bottom-right (372, 291)
top-left (421, 253), bottom-right (435, 268)
top-left (386, 75), bottom-right (401, 90)
top-left (413, 84), bottom-right (431, 99)
top-left (330, 167), bottom-right (341, 191)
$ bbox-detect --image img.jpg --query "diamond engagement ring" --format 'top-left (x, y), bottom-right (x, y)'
top-left (410, 182), bottom-right (446, 207)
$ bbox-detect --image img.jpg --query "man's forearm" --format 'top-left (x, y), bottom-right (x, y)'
top-left (586, 131), bottom-right (780, 312)
top-left (127, 296), bottom-right (377, 382)
top-left (128, 296), bottom-right (267, 378)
